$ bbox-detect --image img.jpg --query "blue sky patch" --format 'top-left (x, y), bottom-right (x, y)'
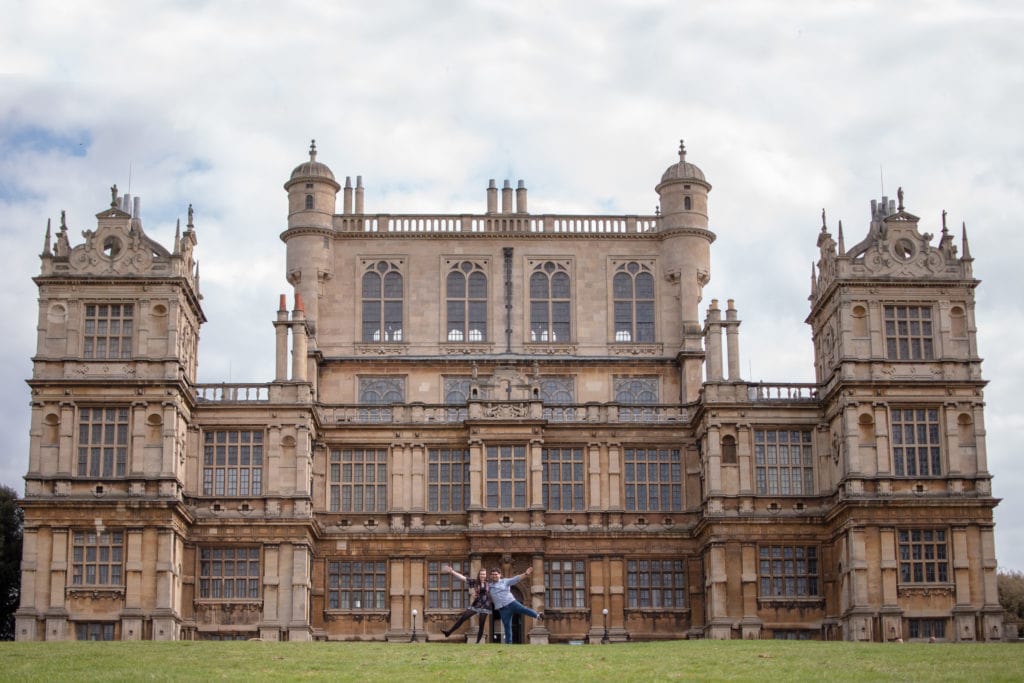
top-left (0, 125), bottom-right (92, 159)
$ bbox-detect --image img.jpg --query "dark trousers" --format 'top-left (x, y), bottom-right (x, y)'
top-left (497, 601), bottom-right (539, 644)
top-left (444, 608), bottom-right (488, 643)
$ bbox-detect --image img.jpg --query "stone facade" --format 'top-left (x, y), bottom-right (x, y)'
top-left (15, 142), bottom-right (1003, 643)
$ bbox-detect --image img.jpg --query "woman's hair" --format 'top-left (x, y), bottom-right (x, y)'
top-left (477, 568), bottom-right (488, 581)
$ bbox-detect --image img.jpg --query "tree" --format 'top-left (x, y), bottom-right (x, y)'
top-left (997, 569), bottom-right (1024, 638)
top-left (0, 486), bottom-right (23, 640)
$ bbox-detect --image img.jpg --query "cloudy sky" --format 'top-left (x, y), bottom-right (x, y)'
top-left (2, 1), bottom-right (1023, 569)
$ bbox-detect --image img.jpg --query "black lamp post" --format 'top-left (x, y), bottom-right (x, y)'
top-left (601, 608), bottom-right (609, 644)
top-left (410, 608), bottom-right (418, 642)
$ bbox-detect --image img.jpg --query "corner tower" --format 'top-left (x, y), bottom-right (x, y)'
top-left (656, 140), bottom-right (715, 401)
top-left (808, 189), bottom-right (1001, 642)
top-left (282, 140), bottom-right (340, 338)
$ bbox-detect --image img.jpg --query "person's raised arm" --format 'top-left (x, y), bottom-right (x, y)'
top-left (444, 564), bottom-right (468, 583)
top-left (510, 566), bottom-right (533, 584)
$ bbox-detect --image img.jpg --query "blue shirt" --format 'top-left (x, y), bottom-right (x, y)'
top-left (488, 575), bottom-right (522, 609)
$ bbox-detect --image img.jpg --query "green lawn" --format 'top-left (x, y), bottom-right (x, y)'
top-left (0, 640), bottom-right (1020, 682)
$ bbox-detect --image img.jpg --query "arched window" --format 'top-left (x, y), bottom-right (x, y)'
top-left (305, 194), bottom-right (314, 210)
top-left (721, 435), bottom-right (737, 464)
top-left (613, 262), bottom-right (655, 343)
top-left (362, 261), bottom-right (403, 342)
top-left (530, 261), bottom-right (571, 342)
top-left (446, 261), bottom-right (487, 342)
top-left (684, 196), bottom-right (692, 210)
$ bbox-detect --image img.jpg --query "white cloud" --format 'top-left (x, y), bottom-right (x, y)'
top-left (2, 1), bottom-right (1024, 570)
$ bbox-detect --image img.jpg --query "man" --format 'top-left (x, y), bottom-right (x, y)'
top-left (488, 565), bottom-right (543, 643)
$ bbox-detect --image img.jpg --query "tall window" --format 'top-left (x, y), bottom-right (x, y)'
top-left (83, 303), bottom-right (133, 359)
top-left (486, 445), bottom-right (527, 508)
top-left (199, 547), bottom-right (260, 599)
top-left (427, 560), bottom-right (470, 609)
top-left (202, 430), bottom-right (264, 496)
top-left (76, 623), bottom-right (115, 640)
top-left (884, 304), bottom-right (934, 360)
top-left (758, 545), bottom-right (819, 597)
top-left (891, 408), bottom-right (942, 476)
top-left (327, 560), bottom-right (387, 610)
top-left (898, 529), bottom-right (948, 584)
top-left (446, 261), bottom-right (487, 342)
top-left (72, 530), bottom-right (123, 586)
top-left (77, 407), bottom-right (128, 477)
top-left (754, 430), bottom-right (814, 495)
top-left (543, 447), bottom-right (584, 512)
top-left (626, 559), bottom-right (685, 608)
top-left (362, 261), bottom-right (403, 342)
top-left (329, 448), bottom-right (387, 512)
top-left (544, 559), bottom-right (586, 609)
top-left (613, 262), bottom-right (655, 342)
top-left (624, 448), bottom-right (682, 511)
top-left (529, 261), bottom-right (571, 342)
top-left (428, 448), bottom-right (469, 512)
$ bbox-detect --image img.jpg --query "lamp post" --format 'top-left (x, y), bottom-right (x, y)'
top-left (410, 608), bottom-right (418, 642)
top-left (601, 608), bottom-right (609, 644)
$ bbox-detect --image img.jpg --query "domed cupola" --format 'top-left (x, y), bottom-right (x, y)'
top-left (284, 140), bottom-right (340, 227)
top-left (659, 140), bottom-right (710, 188)
top-left (656, 140), bottom-right (711, 231)
top-left (285, 139), bottom-right (340, 190)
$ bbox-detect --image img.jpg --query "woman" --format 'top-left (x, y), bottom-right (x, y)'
top-left (440, 565), bottom-right (493, 642)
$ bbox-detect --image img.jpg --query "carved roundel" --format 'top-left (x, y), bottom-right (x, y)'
top-left (893, 238), bottom-right (916, 262)
top-left (102, 235), bottom-right (123, 259)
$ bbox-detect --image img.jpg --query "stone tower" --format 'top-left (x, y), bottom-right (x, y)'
top-left (18, 188), bottom-right (203, 640)
top-left (807, 191), bottom-right (1002, 641)
top-left (656, 140), bottom-right (715, 402)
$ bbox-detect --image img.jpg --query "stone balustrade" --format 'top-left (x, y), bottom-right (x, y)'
top-left (334, 213), bottom-right (661, 235)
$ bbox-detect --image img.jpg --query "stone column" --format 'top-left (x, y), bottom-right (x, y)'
top-left (725, 299), bottom-right (741, 381)
top-left (704, 300), bottom-right (723, 382)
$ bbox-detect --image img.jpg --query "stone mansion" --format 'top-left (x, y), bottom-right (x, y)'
top-left (15, 141), bottom-right (1004, 643)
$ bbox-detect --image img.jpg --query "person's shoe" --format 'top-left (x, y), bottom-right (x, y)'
top-left (536, 612), bottom-right (544, 621)
top-left (442, 629), bottom-right (451, 638)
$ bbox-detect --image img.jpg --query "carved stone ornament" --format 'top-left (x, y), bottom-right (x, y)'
top-left (897, 585), bottom-right (954, 598)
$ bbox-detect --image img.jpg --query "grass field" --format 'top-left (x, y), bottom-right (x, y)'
top-left (0, 640), bottom-right (1020, 682)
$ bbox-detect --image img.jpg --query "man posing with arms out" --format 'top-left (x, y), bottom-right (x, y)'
top-left (488, 566), bottom-right (543, 644)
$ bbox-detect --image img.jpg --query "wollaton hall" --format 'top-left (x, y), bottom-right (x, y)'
top-left (15, 141), bottom-right (1005, 643)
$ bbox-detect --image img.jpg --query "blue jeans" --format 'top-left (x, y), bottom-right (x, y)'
top-left (497, 601), bottom-right (539, 643)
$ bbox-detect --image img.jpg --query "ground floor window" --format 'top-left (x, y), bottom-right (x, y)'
top-left (428, 560), bottom-right (470, 609)
top-left (626, 559), bottom-right (686, 608)
top-left (199, 547), bottom-right (260, 599)
top-left (758, 545), bottom-right (819, 597)
top-left (772, 630), bottom-right (813, 640)
top-left (76, 622), bottom-right (115, 640)
top-left (327, 560), bottom-right (387, 610)
top-left (908, 618), bottom-right (946, 640)
top-left (197, 632), bottom-right (253, 641)
top-left (544, 559), bottom-right (586, 608)
top-left (898, 529), bottom-right (949, 584)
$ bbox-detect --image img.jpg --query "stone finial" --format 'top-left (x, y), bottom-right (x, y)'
top-left (309, 139), bottom-right (317, 160)
top-left (821, 208), bottom-right (827, 230)
top-left (678, 139), bottom-right (686, 162)
top-left (942, 209), bottom-right (948, 232)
